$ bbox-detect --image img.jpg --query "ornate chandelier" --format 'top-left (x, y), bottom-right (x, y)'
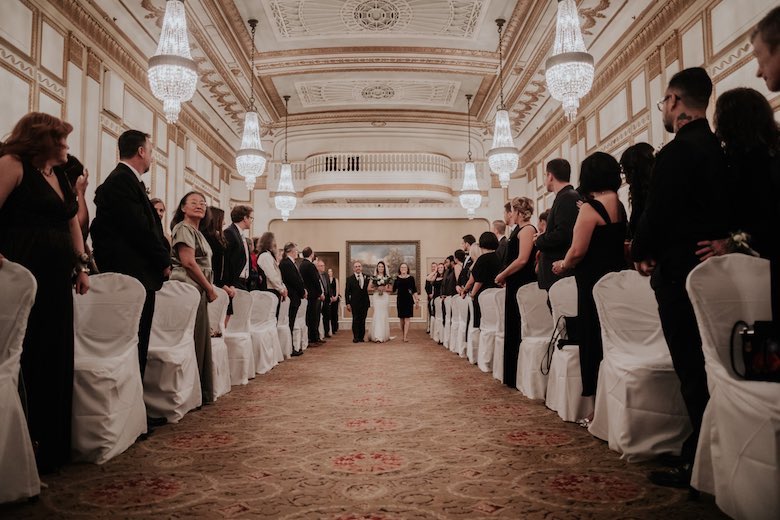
top-left (545, 0), bottom-right (595, 121)
top-left (236, 19), bottom-right (268, 191)
top-left (459, 94), bottom-right (481, 219)
top-left (274, 95), bottom-right (297, 221)
top-left (486, 18), bottom-right (519, 189)
top-left (147, 0), bottom-right (197, 124)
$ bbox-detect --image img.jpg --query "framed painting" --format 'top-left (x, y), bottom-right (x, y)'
top-left (347, 241), bottom-right (420, 280)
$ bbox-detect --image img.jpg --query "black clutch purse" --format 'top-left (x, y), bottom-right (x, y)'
top-left (731, 320), bottom-right (780, 382)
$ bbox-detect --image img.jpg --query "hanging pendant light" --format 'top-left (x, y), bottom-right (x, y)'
top-left (486, 18), bottom-right (519, 189)
top-left (459, 94), bottom-right (481, 219)
top-left (236, 19), bottom-right (269, 191)
top-left (545, 0), bottom-right (595, 121)
top-left (274, 95), bottom-right (297, 221)
top-left (147, 0), bottom-right (197, 124)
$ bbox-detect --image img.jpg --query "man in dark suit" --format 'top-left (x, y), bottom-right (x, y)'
top-left (91, 130), bottom-right (170, 379)
top-left (535, 158), bottom-right (580, 291)
top-left (493, 220), bottom-right (508, 267)
top-left (224, 205), bottom-right (253, 291)
top-left (300, 247), bottom-right (325, 345)
top-left (317, 260), bottom-right (332, 338)
top-left (345, 260), bottom-right (370, 343)
top-left (279, 242), bottom-right (306, 356)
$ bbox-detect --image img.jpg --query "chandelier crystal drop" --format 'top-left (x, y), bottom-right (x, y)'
top-left (486, 18), bottom-right (519, 189)
top-left (545, 0), bottom-right (595, 121)
top-left (274, 95), bottom-right (297, 221)
top-left (459, 93), bottom-right (482, 219)
top-left (147, 0), bottom-right (197, 124)
top-left (236, 19), bottom-right (268, 191)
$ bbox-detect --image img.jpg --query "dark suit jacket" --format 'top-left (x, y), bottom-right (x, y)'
top-left (535, 184), bottom-right (580, 290)
top-left (441, 267), bottom-right (457, 296)
top-left (300, 258), bottom-right (322, 298)
top-left (345, 274), bottom-right (370, 311)
top-left (495, 236), bottom-right (508, 268)
top-left (90, 163), bottom-right (170, 291)
top-left (224, 223), bottom-right (248, 286)
top-left (320, 272), bottom-right (332, 299)
top-left (279, 256), bottom-right (305, 301)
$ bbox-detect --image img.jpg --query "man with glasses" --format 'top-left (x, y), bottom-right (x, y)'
top-left (225, 205), bottom-right (254, 292)
top-left (632, 67), bottom-right (730, 492)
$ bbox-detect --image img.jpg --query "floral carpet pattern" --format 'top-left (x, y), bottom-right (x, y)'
top-left (6, 330), bottom-right (725, 519)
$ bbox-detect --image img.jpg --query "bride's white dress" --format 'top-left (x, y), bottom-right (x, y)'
top-left (369, 291), bottom-right (391, 342)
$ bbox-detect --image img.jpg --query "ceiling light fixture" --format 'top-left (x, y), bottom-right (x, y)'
top-left (147, 0), bottom-right (197, 124)
top-left (486, 18), bottom-right (519, 189)
top-left (545, 0), bottom-right (595, 121)
top-left (459, 94), bottom-right (481, 219)
top-left (274, 95), bottom-right (297, 221)
top-left (236, 19), bottom-right (269, 191)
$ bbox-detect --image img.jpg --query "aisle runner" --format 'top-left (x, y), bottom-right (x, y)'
top-left (9, 330), bottom-right (724, 519)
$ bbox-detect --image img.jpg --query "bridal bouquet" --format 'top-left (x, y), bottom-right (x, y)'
top-left (371, 275), bottom-right (394, 287)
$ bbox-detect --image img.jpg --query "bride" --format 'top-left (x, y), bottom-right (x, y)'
top-left (368, 261), bottom-right (392, 343)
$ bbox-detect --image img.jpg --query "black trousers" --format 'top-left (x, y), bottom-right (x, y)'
top-left (288, 297), bottom-right (301, 350)
top-left (321, 299), bottom-right (331, 336)
top-left (138, 290), bottom-right (156, 379)
top-left (306, 297), bottom-right (322, 341)
top-left (330, 298), bottom-right (340, 332)
top-left (352, 304), bottom-right (368, 341)
top-left (653, 279), bottom-right (709, 463)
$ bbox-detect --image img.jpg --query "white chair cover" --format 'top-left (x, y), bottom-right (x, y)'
top-left (516, 282), bottom-right (554, 399)
top-left (250, 291), bottom-right (281, 374)
top-left (589, 271), bottom-right (690, 461)
top-left (277, 297), bottom-right (293, 359)
top-left (465, 296), bottom-right (480, 364)
top-left (0, 261), bottom-right (39, 503)
top-left (263, 292), bottom-right (284, 363)
top-left (492, 289), bottom-right (507, 382)
top-left (545, 277), bottom-right (594, 422)
top-left (687, 255), bottom-right (779, 520)
top-left (442, 297), bottom-right (453, 349)
top-left (72, 273), bottom-right (147, 464)
top-left (432, 297), bottom-right (444, 344)
top-left (143, 281), bottom-right (202, 424)
top-left (206, 287), bottom-right (231, 401)
top-left (224, 289), bottom-right (255, 385)
top-left (293, 299), bottom-right (308, 352)
top-left (477, 288), bottom-right (501, 373)
top-left (450, 296), bottom-right (468, 357)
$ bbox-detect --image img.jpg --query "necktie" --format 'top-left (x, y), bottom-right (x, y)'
top-left (358, 274), bottom-right (363, 288)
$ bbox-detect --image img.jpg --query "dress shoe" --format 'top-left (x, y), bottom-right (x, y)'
top-left (648, 464), bottom-right (692, 489)
top-left (353, 339), bottom-right (359, 343)
top-left (657, 452), bottom-right (687, 467)
top-left (147, 416), bottom-right (167, 428)
top-left (291, 350), bottom-right (303, 356)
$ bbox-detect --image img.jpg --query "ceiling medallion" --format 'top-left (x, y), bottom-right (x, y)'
top-left (361, 84), bottom-right (396, 100)
top-left (342, 0), bottom-right (411, 32)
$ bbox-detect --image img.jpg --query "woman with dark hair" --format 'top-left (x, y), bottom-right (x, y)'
top-left (201, 206), bottom-right (236, 313)
top-left (150, 197), bottom-right (171, 245)
top-left (620, 142), bottom-right (655, 241)
top-left (553, 152), bottom-right (627, 419)
top-left (393, 262), bottom-right (419, 342)
top-left (368, 260), bottom-right (392, 342)
top-left (257, 231), bottom-right (287, 317)
top-left (170, 191), bottom-right (216, 404)
top-left (0, 112), bottom-right (90, 473)
top-left (462, 232), bottom-right (501, 328)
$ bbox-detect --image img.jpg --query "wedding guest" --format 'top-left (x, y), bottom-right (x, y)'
top-left (431, 262), bottom-right (445, 303)
top-left (170, 191), bottom-right (217, 405)
top-left (345, 260), bottom-right (370, 343)
top-left (224, 205), bottom-right (252, 291)
top-left (632, 67), bottom-right (730, 489)
top-left (279, 242), bottom-right (305, 355)
top-left (318, 260), bottom-right (332, 338)
top-left (150, 197), bottom-right (171, 245)
top-left (327, 268), bottom-right (340, 333)
top-left (459, 235), bottom-right (476, 288)
top-left (394, 262), bottom-right (419, 342)
top-left (553, 153), bottom-right (627, 413)
top-left (368, 261), bottom-right (392, 343)
top-left (201, 206), bottom-right (236, 306)
top-left (538, 210), bottom-right (549, 234)
top-left (425, 262), bottom-right (438, 330)
top-left (248, 236), bottom-right (263, 291)
top-left (56, 154), bottom-right (96, 273)
top-left (496, 197), bottom-right (537, 388)
top-left (257, 232), bottom-right (287, 317)
top-left (503, 201), bottom-right (514, 232)
top-left (453, 249), bottom-right (467, 294)
top-left (620, 143), bottom-right (655, 241)
top-left (0, 112), bottom-right (89, 474)
top-left (535, 158), bottom-right (580, 292)
top-left (463, 232), bottom-right (501, 328)
top-left (300, 247), bottom-right (325, 345)
top-left (493, 219), bottom-right (508, 268)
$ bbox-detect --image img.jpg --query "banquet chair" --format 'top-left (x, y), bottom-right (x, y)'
top-left (431, 297), bottom-right (442, 343)
top-left (0, 261), bottom-right (39, 503)
top-left (293, 299), bottom-right (309, 352)
top-left (687, 255), bottom-right (779, 520)
top-left (442, 296), bottom-right (453, 349)
top-left (492, 289), bottom-right (507, 382)
top-left (477, 288), bottom-right (501, 373)
top-left (143, 281), bottom-right (202, 424)
top-left (72, 273), bottom-right (147, 464)
top-left (450, 296), bottom-right (468, 357)
top-left (277, 297), bottom-right (293, 359)
top-left (263, 292), bottom-right (284, 363)
top-left (250, 291), bottom-right (281, 374)
top-left (206, 287), bottom-right (232, 400)
top-left (516, 282), bottom-right (554, 399)
top-left (465, 296), bottom-right (480, 364)
top-left (589, 271), bottom-right (690, 461)
top-left (224, 289), bottom-right (255, 385)
top-left (545, 277), bottom-right (593, 422)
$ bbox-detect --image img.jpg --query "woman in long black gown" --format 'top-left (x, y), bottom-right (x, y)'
top-left (496, 197), bottom-right (537, 388)
top-left (0, 112), bottom-right (90, 473)
top-left (393, 262), bottom-right (419, 342)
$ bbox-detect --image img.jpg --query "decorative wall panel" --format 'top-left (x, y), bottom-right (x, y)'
top-left (40, 21), bottom-right (64, 79)
top-left (0, 1), bottom-right (34, 58)
top-left (296, 79), bottom-right (460, 108)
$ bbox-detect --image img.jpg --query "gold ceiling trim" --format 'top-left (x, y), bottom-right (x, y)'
top-left (303, 183), bottom-right (453, 196)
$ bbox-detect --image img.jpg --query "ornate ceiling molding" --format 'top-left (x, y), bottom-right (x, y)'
top-left (296, 79), bottom-right (460, 108)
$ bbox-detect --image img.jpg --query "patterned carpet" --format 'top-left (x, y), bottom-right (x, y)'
top-left (5, 329), bottom-right (726, 519)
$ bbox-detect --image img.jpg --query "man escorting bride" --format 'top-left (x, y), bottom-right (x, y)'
top-left (368, 261), bottom-right (393, 342)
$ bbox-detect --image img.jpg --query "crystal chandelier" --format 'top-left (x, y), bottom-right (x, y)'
top-left (486, 18), bottom-right (519, 189)
top-left (459, 94), bottom-right (481, 219)
top-left (274, 95), bottom-right (297, 221)
top-left (545, 0), bottom-right (595, 121)
top-left (236, 19), bottom-right (269, 191)
top-left (147, 0), bottom-right (197, 124)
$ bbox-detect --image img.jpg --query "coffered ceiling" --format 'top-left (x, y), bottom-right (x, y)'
top-left (93, 0), bottom-right (653, 150)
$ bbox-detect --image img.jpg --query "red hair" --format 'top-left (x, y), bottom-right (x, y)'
top-left (0, 112), bottom-right (73, 164)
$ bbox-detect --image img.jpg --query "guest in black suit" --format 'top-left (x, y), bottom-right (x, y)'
top-left (345, 260), bottom-right (370, 342)
top-left (493, 220), bottom-right (508, 268)
top-left (91, 130), bottom-right (170, 387)
top-left (300, 247), bottom-right (325, 344)
top-left (279, 242), bottom-right (306, 356)
top-left (318, 260), bottom-right (332, 338)
top-left (327, 268), bottom-right (340, 333)
top-left (224, 205), bottom-right (253, 291)
top-left (535, 158), bottom-right (580, 291)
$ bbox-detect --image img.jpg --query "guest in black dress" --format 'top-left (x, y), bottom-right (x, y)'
top-left (202, 206), bottom-right (237, 314)
top-left (620, 143), bottom-right (655, 242)
top-left (496, 197), bottom-right (538, 388)
top-left (393, 262), bottom-right (419, 342)
top-left (0, 112), bottom-right (90, 473)
top-left (424, 262), bottom-right (437, 330)
top-left (553, 152), bottom-right (627, 405)
top-left (328, 268), bottom-right (340, 333)
top-left (463, 232), bottom-right (501, 327)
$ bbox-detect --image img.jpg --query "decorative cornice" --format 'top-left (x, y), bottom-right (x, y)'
top-left (599, 112), bottom-right (650, 153)
top-left (67, 32), bottom-right (84, 68)
top-left (86, 48), bottom-right (100, 81)
top-left (647, 48), bottom-right (661, 78)
top-left (100, 112), bottom-right (124, 136)
top-left (37, 70), bottom-right (64, 98)
top-left (663, 30), bottom-right (679, 65)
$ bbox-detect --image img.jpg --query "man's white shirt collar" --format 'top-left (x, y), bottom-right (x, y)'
top-left (121, 161), bottom-right (143, 183)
